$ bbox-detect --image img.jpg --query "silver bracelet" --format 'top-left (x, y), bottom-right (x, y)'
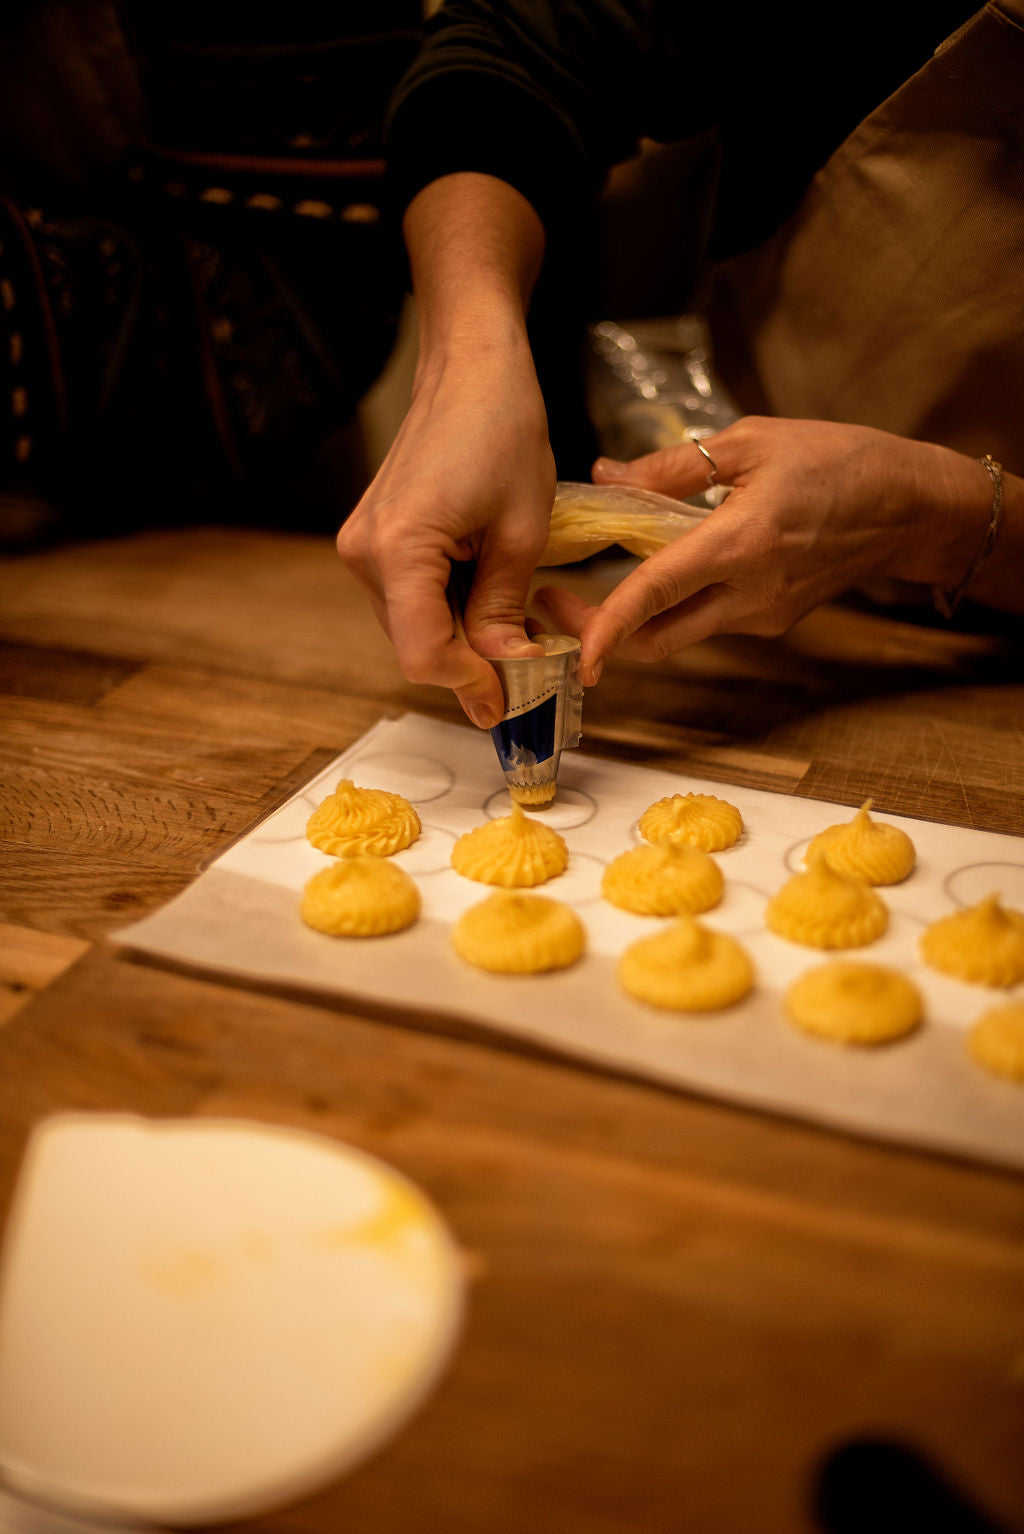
top-left (932, 454), bottom-right (1004, 619)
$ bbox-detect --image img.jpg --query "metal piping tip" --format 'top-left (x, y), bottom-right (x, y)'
top-left (486, 635), bottom-right (583, 807)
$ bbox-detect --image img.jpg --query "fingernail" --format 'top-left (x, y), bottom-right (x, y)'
top-left (465, 700), bottom-right (498, 730)
top-left (593, 457), bottom-right (627, 481)
top-left (581, 658), bottom-right (604, 687)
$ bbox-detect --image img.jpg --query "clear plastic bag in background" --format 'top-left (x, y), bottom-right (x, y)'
top-left (584, 314), bottom-right (741, 512)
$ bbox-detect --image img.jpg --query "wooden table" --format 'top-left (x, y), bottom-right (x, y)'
top-left (1, 526), bottom-right (1023, 1534)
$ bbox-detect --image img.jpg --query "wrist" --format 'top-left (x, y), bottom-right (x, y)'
top-left (415, 287), bottom-right (533, 364)
top-left (891, 444), bottom-right (1002, 590)
top-left (411, 318), bottom-right (538, 410)
top-left (931, 454), bottom-right (1004, 618)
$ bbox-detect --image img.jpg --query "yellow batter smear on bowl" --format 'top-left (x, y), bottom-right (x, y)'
top-left (920, 893), bottom-right (1024, 987)
top-left (766, 852), bottom-right (888, 949)
top-left (805, 799), bottom-right (916, 885)
top-left (784, 961), bottom-right (922, 1044)
top-left (968, 1001), bottom-right (1024, 1081)
top-left (452, 891), bottom-right (585, 973)
top-left (451, 801), bottom-right (568, 887)
top-left (306, 778), bottom-right (421, 858)
top-left (601, 842), bottom-right (724, 916)
top-left (638, 791), bottom-right (743, 853)
top-left (300, 854), bottom-right (420, 936)
top-left (619, 915), bottom-right (753, 1011)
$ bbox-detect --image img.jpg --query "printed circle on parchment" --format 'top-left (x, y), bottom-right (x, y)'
top-left (483, 786), bottom-right (597, 830)
top-left (394, 824), bottom-right (457, 877)
top-left (549, 850), bottom-right (607, 905)
top-left (784, 837), bottom-right (813, 874)
top-left (250, 794), bottom-right (321, 845)
top-left (343, 753), bottom-right (455, 805)
top-left (708, 879), bottom-right (772, 937)
top-left (944, 862), bottom-right (1024, 909)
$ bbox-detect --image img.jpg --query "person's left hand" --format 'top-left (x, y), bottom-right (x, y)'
top-left (533, 416), bottom-right (988, 683)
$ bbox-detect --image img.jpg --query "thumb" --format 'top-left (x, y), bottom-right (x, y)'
top-left (461, 533), bottom-right (546, 661)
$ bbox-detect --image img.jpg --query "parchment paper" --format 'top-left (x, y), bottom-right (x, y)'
top-left (115, 713), bottom-right (1024, 1171)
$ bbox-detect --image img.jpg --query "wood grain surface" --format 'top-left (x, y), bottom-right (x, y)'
top-left (1, 528), bottom-right (1023, 1534)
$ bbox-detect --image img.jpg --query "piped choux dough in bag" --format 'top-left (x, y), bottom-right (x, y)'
top-left (538, 481), bottom-right (704, 566)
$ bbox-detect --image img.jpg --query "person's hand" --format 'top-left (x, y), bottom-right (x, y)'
top-left (336, 338), bottom-right (554, 728)
top-left (533, 417), bottom-right (994, 682)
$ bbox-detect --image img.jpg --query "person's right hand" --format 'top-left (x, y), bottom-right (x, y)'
top-left (336, 334), bottom-right (554, 729)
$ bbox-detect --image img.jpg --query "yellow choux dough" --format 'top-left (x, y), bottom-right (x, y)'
top-left (968, 1002), bottom-right (1024, 1081)
top-left (784, 961), bottom-right (922, 1044)
top-left (451, 891), bottom-right (585, 974)
top-left (766, 852), bottom-right (888, 949)
top-left (805, 799), bottom-right (916, 885)
top-left (451, 801), bottom-right (568, 887)
top-left (306, 778), bottom-right (420, 857)
top-left (638, 791), bottom-right (743, 853)
top-left (618, 915), bottom-right (753, 1011)
top-left (300, 854), bottom-right (420, 937)
top-left (508, 781), bottom-right (557, 807)
top-left (537, 481), bottom-right (704, 565)
top-left (920, 893), bottom-right (1024, 987)
top-left (601, 841), bottom-right (724, 916)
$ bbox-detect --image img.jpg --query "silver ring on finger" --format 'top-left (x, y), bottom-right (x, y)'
top-left (693, 438), bottom-right (718, 487)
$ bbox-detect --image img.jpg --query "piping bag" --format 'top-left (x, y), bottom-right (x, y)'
top-left (448, 561), bottom-right (583, 807)
top-left (443, 480), bottom-right (708, 803)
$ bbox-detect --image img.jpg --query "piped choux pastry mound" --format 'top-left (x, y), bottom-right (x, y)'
top-left (784, 961), bottom-right (922, 1045)
top-left (638, 791), bottom-right (743, 853)
top-left (306, 778), bottom-right (421, 858)
top-left (618, 915), bottom-right (753, 1011)
top-left (601, 842), bottom-right (723, 916)
top-left (968, 1002), bottom-right (1024, 1081)
top-left (805, 799), bottom-right (916, 885)
top-left (301, 854), bottom-right (420, 937)
top-left (451, 800), bottom-right (568, 887)
top-left (766, 853), bottom-right (888, 949)
top-left (920, 894), bottom-right (1024, 987)
top-left (452, 891), bottom-right (585, 974)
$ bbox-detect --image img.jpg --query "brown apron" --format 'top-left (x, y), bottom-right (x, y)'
top-left (711, 1), bottom-right (1024, 474)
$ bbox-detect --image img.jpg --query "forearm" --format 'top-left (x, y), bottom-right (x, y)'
top-left (404, 172), bottom-right (546, 372)
top-left (337, 170), bottom-right (555, 727)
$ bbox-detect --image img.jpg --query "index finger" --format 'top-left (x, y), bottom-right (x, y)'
top-left (579, 513), bottom-right (740, 674)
